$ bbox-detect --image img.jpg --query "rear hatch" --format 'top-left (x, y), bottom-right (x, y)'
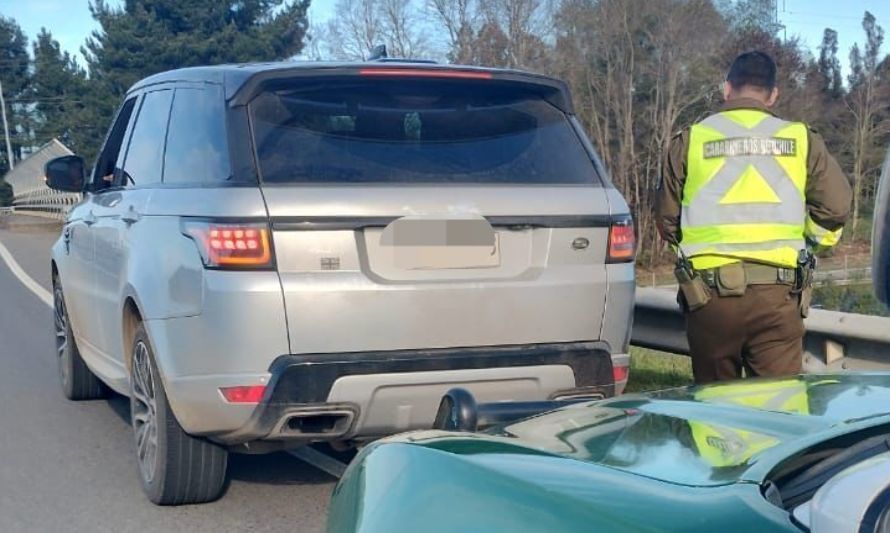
top-left (248, 68), bottom-right (623, 354)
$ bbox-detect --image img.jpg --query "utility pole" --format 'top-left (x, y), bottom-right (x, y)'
top-left (0, 78), bottom-right (13, 170)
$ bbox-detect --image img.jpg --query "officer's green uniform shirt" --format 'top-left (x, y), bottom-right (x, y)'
top-left (656, 98), bottom-right (852, 269)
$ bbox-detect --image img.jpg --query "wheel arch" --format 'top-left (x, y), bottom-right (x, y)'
top-left (122, 294), bottom-right (144, 375)
top-left (121, 291), bottom-right (175, 399)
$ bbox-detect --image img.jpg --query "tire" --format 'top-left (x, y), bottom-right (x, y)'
top-left (53, 279), bottom-right (106, 400)
top-left (129, 323), bottom-right (228, 505)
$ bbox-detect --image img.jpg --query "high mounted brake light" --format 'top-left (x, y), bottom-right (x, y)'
top-left (182, 220), bottom-right (274, 269)
top-left (607, 218), bottom-right (636, 263)
top-left (359, 68), bottom-right (493, 80)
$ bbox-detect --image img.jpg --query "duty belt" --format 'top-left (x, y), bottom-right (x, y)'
top-left (698, 263), bottom-right (797, 287)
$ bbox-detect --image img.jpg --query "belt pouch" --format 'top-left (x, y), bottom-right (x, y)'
top-left (675, 266), bottom-right (712, 312)
top-left (716, 263), bottom-right (747, 297)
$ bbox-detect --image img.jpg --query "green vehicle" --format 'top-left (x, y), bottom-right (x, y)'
top-left (327, 374), bottom-right (890, 532)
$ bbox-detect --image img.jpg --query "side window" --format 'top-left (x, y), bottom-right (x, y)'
top-left (121, 89), bottom-right (173, 187)
top-left (92, 97), bottom-right (137, 189)
top-left (164, 86), bottom-right (230, 184)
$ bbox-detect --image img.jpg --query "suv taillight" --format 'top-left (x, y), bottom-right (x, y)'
top-left (182, 220), bottom-right (274, 269)
top-left (607, 218), bottom-right (636, 263)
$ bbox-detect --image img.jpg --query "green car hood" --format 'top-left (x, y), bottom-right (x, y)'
top-left (328, 374), bottom-right (890, 533)
top-left (437, 373), bottom-right (890, 487)
top-left (329, 439), bottom-right (797, 533)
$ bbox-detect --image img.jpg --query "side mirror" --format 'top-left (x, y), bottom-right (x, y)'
top-left (45, 155), bottom-right (86, 193)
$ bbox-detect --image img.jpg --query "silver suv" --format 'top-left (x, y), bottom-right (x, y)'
top-left (45, 61), bottom-right (635, 504)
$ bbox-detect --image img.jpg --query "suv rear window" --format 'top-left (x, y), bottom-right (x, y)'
top-left (249, 78), bottom-right (598, 185)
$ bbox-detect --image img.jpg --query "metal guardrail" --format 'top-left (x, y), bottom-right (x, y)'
top-left (815, 267), bottom-right (872, 285)
top-left (12, 188), bottom-right (79, 221)
top-left (633, 287), bottom-right (890, 372)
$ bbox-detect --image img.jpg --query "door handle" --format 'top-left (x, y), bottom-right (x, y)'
top-left (83, 210), bottom-right (96, 226)
top-left (121, 205), bottom-right (141, 225)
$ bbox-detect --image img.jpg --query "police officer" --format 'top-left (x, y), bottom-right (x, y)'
top-left (656, 51), bottom-right (852, 384)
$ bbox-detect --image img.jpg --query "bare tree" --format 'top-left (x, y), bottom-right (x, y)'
top-left (428, 0), bottom-right (478, 63)
top-left (304, 22), bottom-right (331, 60)
top-left (325, 0), bottom-right (383, 60)
top-left (379, 0), bottom-right (429, 57)
top-left (477, 0), bottom-right (551, 68)
top-left (639, 0), bottom-right (726, 262)
top-left (847, 11), bottom-right (888, 233)
top-left (551, 0), bottom-right (726, 265)
top-left (323, 0), bottom-right (429, 60)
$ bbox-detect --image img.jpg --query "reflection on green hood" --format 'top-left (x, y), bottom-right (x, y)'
top-left (409, 373), bottom-right (890, 487)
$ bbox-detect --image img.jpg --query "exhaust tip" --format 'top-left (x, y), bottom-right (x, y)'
top-left (273, 408), bottom-right (356, 438)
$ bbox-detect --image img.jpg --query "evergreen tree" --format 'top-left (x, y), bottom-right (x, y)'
top-left (818, 28), bottom-right (843, 99)
top-left (804, 29), bottom-right (849, 179)
top-left (0, 179), bottom-right (11, 207)
top-left (0, 16), bottom-right (30, 173)
top-left (84, 0), bottom-right (311, 97)
top-left (31, 29), bottom-right (95, 158)
top-left (73, 0), bottom-right (310, 164)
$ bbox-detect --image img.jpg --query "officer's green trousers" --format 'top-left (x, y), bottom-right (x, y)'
top-left (684, 284), bottom-right (805, 383)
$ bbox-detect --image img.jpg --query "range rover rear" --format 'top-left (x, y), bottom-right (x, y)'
top-left (47, 61), bottom-right (635, 504)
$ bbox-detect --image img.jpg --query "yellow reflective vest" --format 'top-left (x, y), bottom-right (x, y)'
top-left (680, 108), bottom-right (840, 270)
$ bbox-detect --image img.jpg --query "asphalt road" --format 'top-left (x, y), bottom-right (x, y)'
top-left (0, 215), bottom-right (336, 532)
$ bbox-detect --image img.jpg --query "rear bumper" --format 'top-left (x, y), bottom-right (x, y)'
top-left (212, 341), bottom-right (614, 445)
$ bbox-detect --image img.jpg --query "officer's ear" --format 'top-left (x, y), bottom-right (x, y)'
top-left (765, 86), bottom-right (779, 107)
top-left (722, 81), bottom-right (732, 101)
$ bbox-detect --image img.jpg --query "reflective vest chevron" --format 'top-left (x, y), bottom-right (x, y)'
top-left (680, 109), bottom-right (809, 269)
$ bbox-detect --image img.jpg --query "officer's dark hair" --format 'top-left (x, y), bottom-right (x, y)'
top-left (726, 51), bottom-right (777, 92)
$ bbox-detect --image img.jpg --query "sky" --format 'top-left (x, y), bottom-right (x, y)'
top-left (0, 0), bottom-right (888, 78)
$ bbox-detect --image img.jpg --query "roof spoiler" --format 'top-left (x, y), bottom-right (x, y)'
top-left (228, 65), bottom-right (574, 113)
top-left (432, 388), bottom-right (590, 432)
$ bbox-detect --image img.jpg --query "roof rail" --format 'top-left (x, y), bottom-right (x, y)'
top-left (366, 44), bottom-right (437, 64)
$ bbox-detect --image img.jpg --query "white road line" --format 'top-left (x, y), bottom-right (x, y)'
top-left (0, 238), bottom-right (52, 308)
top-left (287, 446), bottom-right (348, 479)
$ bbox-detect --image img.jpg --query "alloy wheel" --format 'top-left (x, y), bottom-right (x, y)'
top-left (131, 341), bottom-right (159, 484)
